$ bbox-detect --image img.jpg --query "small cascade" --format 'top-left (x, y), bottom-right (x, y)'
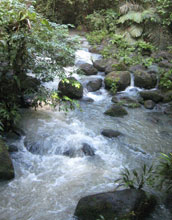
top-left (122, 73), bottom-right (142, 97)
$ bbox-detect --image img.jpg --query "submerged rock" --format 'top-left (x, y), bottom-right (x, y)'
top-left (80, 63), bottom-right (98, 75)
top-left (86, 78), bottom-right (102, 92)
top-left (74, 189), bottom-right (155, 220)
top-left (101, 129), bottom-right (122, 138)
top-left (0, 139), bottom-right (14, 180)
top-left (63, 144), bottom-right (95, 158)
top-left (104, 71), bottom-right (130, 92)
top-left (82, 143), bottom-right (95, 156)
top-left (58, 77), bottom-right (83, 99)
top-left (140, 90), bottom-right (163, 103)
top-left (104, 105), bottom-right (128, 117)
top-left (113, 96), bottom-right (141, 108)
top-left (144, 100), bottom-right (156, 109)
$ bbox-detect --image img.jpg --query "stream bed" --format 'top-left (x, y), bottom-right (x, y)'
top-left (0, 33), bottom-right (172, 220)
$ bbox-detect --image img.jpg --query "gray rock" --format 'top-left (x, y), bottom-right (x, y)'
top-left (86, 78), bottom-right (102, 92)
top-left (58, 77), bottom-right (83, 99)
top-left (104, 105), bottom-right (128, 117)
top-left (144, 100), bottom-right (156, 109)
top-left (63, 148), bottom-right (75, 157)
top-left (101, 129), bottom-right (122, 138)
top-left (80, 63), bottom-right (98, 75)
top-left (74, 189), bottom-right (156, 220)
top-left (0, 139), bottom-right (14, 180)
top-left (82, 143), bottom-right (95, 156)
top-left (93, 59), bottom-right (108, 71)
top-left (134, 70), bottom-right (157, 89)
top-left (159, 60), bottom-right (172, 69)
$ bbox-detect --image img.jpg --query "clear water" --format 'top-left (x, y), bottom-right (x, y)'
top-left (0, 34), bottom-right (172, 220)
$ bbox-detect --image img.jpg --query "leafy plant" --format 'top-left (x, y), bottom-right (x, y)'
top-left (115, 164), bottom-right (155, 190)
top-left (159, 69), bottom-right (172, 90)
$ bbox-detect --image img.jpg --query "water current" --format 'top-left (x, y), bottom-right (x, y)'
top-left (0, 33), bottom-right (172, 220)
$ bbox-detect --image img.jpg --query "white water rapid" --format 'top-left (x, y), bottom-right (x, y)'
top-left (0, 33), bottom-right (172, 220)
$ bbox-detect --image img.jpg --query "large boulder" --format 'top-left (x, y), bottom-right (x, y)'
top-left (134, 70), bottom-right (157, 89)
top-left (80, 63), bottom-right (98, 75)
top-left (74, 189), bottom-right (155, 220)
top-left (104, 71), bottom-right (130, 92)
top-left (86, 78), bottom-right (102, 92)
top-left (0, 139), bottom-right (14, 180)
top-left (140, 90), bottom-right (163, 103)
top-left (58, 77), bottom-right (83, 99)
top-left (104, 105), bottom-right (128, 117)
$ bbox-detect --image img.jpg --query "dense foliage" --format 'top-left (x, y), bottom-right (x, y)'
top-left (0, 0), bottom-right (77, 132)
top-left (36, 0), bottom-right (117, 25)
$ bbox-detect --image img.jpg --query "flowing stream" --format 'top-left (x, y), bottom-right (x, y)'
top-left (0, 33), bottom-right (172, 220)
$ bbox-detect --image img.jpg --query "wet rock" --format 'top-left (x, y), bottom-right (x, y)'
top-left (164, 105), bottom-right (172, 115)
top-left (134, 70), bottom-right (157, 89)
top-left (93, 59), bottom-right (108, 71)
top-left (4, 131), bottom-right (21, 141)
top-left (104, 105), bottom-right (128, 117)
top-left (80, 63), bottom-right (98, 75)
top-left (140, 90), bottom-right (163, 103)
top-left (0, 139), bottom-right (14, 180)
top-left (159, 60), bottom-right (172, 69)
top-left (58, 77), bottom-right (83, 99)
top-left (82, 143), bottom-right (95, 156)
top-left (105, 60), bottom-right (127, 74)
top-left (101, 129), bottom-right (122, 138)
top-left (104, 71), bottom-right (130, 92)
top-left (74, 189), bottom-right (156, 220)
top-left (8, 145), bottom-right (18, 153)
top-left (81, 97), bottom-right (94, 103)
top-left (144, 100), bottom-right (156, 109)
top-left (63, 148), bottom-right (75, 157)
top-left (111, 96), bottom-right (118, 103)
top-left (117, 96), bottom-right (141, 108)
top-left (86, 78), bottom-right (102, 92)
top-left (163, 90), bottom-right (172, 103)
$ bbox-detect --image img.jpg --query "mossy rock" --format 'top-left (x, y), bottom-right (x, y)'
top-left (58, 77), bottom-right (83, 99)
top-left (0, 139), bottom-right (14, 180)
top-left (104, 105), bottom-right (128, 117)
top-left (104, 71), bottom-right (130, 92)
top-left (112, 96), bottom-right (141, 108)
top-left (139, 90), bottom-right (163, 103)
top-left (105, 61), bottom-right (127, 74)
top-left (74, 189), bottom-right (156, 220)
